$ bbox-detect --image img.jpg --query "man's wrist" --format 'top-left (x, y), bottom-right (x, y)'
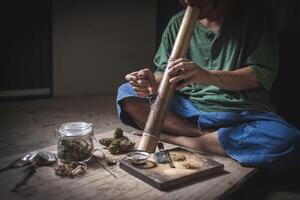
top-left (195, 69), bottom-right (217, 86)
top-left (207, 70), bottom-right (218, 84)
top-left (207, 70), bottom-right (223, 87)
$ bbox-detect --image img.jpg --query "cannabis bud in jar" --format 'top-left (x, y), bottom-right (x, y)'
top-left (56, 122), bottom-right (94, 163)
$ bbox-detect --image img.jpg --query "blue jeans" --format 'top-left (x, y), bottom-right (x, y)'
top-left (116, 83), bottom-right (300, 170)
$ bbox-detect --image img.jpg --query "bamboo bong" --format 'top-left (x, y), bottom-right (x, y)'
top-left (138, 6), bottom-right (200, 153)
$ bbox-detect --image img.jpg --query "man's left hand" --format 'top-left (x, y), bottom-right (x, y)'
top-left (168, 58), bottom-right (212, 89)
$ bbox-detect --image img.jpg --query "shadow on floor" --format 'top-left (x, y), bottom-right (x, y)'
top-left (229, 170), bottom-right (300, 200)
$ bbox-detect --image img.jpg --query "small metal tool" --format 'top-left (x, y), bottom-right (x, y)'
top-left (0, 154), bottom-right (32, 173)
top-left (8, 151), bottom-right (57, 192)
top-left (95, 158), bottom-right (116, 178)
top-left (136, 76), bottom-right (157, 105)
top-left (93, 149), bottom-right (116, 178)
top-left (165, 150), bottom-right (175, 168)
top-left (155, 142), bottom-right (175, 168)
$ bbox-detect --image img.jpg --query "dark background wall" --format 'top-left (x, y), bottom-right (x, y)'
top-left (1, 0), bottom-right (299, 128)
top-left (270, 0), bottom-right (300, 129)
top-left (1, 0), bottom-right (52, 96)
top-left (52, 0), bottom-right (157, 97)
top-left (0, 0), bottom-right (157, 98)
top-left (156, 0), bottom-right (300, 129)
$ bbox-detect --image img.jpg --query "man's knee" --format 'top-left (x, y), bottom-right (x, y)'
top-left (117, 83), bottom-right (140, 113)
top-left (267, 123), bottom-right (299, 154)
top-left (117, 83), bottom-right (135, 98)
top-left (121, 98), bottom-right (137, 113)
top-left (267, 125), bottom-right (300, 170)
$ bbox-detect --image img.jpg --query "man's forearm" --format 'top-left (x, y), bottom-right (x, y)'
top-left (207, 66), bottom-right (260, 91)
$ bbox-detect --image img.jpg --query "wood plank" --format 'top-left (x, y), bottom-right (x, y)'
top-left (119, 147), bottom-right (224, 190)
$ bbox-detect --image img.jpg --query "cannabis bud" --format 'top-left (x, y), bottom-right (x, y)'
top-left (99, 128), bottom-right (135, 155)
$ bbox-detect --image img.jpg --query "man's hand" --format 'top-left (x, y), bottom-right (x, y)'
top-left (168, 58), bottom-right (260, 91)
top-left (125, 68), bottom-right (158, 97)
top-left (168, 58), bottom-right (212, 90)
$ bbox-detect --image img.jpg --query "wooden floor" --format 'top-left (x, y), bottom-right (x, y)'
top-left (1, 96), bottom-right (299, 200)
top-left (0, 95), bottom-right (133, 158)
top-left (0, 130), bottom-right (256, 200)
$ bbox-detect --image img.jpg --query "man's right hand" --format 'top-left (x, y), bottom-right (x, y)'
top-left (125, 68), bottom-right (158, 97)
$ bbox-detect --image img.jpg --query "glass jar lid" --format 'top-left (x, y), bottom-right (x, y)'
top-left (58, 122), bottom-right (93, 137)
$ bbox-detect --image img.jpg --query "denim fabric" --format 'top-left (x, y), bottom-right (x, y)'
top-left (116, 83), bottom-right (300, 170)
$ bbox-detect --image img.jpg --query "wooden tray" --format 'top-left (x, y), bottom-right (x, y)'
top-left (120, 147), bottom-right (224, 190)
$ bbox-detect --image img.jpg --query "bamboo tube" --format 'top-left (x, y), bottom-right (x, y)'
top-left (138, 6), bottom-right (200, 153)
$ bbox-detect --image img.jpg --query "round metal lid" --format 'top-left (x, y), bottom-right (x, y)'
top-left (58, 122), bottom-right (93, 137)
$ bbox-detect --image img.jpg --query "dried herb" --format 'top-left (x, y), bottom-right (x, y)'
top-left (54, 162), bottom-right (87, 177)
top-left (114, 128), bottom-right (124, 139)
top-left (57, 138), bottom-right (93, 162)
top-left (171, 153), bottom-right (186, 162)
top-left (99, 138), bottom-right (114, 147)
top-left (108, 139), bottom-right (122, 154)
top-left (119, 139), bottom-right (135, 152)
top-left (183, 163), bottom-right (197, 170)
top-left (99, 128), bottom-right (135, 155)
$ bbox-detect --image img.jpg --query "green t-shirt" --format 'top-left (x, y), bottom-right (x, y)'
top-left (154, 1), bottom-right (278, 113)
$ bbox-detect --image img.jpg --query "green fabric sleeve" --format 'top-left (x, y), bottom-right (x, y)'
top-left (153, 34), bottom-right (171, 74)
top-left (153, 12), bottom-right (183, 74)
top-left (244, 1), bottom-right (279, 92)
top-left (250, 64), bottom-right (278, 92)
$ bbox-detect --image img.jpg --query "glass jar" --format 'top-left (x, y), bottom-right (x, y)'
top-left (56, 122), bottom-right (94, 163)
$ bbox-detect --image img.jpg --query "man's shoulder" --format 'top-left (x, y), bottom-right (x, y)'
top-left (162, 10), bottom-right (186, 36)
top-left (168, 10), bottom-right (185, 26)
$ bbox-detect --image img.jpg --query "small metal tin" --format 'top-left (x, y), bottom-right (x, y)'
top-left (126, 151), bottom-right (150, 165)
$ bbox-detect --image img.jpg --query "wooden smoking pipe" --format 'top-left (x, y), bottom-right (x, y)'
top-left (138, 6), bottom-right (200, 153)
